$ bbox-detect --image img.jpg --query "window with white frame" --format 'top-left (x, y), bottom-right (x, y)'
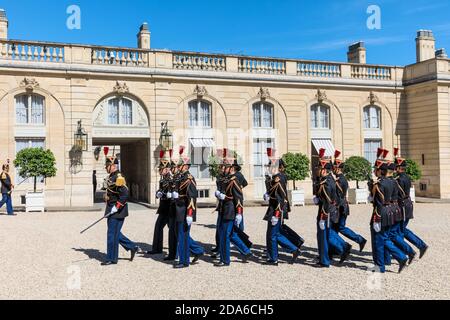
top-left (253, 138), bottom-right (274, 178)
top-left (15, 94), bottom-right (45, 125)
top-left (311, 104), bottom-right (330, 129)
top-left (363, 105), bottom-right (381, 129)
top-left (15, 138), bottom-right (46, 184)
top-left (188, 100), bottom-right (211, 128)
top-left (364, 139), bottom-right (382, 165)
top-left (108, 97), bottom-right (133, 125)
top-left (253, 102), bottom-right (274, 128)
top-left (190, 146), bottom-right (211, 179)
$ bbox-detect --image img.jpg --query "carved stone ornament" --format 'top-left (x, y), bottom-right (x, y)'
top-left (258, 87), bottom-right (270, 100)
top-left (113, 81), bottom-right (129, 95)
top-left (20, 78), bottom-right (39, 91)
top-left (316, 89), bottom-right (327, 103)
top-left (369, 91), bottom-right (379, 105)
top-left (194, 85), bottom-right (207, 98)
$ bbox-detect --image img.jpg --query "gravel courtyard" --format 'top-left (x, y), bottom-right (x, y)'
top-left (0, 203), bottom-right (448, 300)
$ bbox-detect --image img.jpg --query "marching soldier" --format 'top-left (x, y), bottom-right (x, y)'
top-left (332, 150), bottom-right (367, 252)
top-left (232, 155), bottom-right (248, 232)
top-left (394, 150), bottom-right (428, 259)
top-left (369, 149), bottom-right (408, 273)
top-left (101, 156), bottom-right (139, 266)
top-left (148, 150), bottom-right (177, 260)
top-left (214, 157), bottom-right (252, 267)
top-left (314, 149), bottom-right (351, 268)
top-left (212, 149), bottom-right (228, 256)
top-left (0, 160), bottom-right (14, 216)
top-left (173, 154), bottom-right (204, 268)
top-left (263, 148), bottom-right (300, 266)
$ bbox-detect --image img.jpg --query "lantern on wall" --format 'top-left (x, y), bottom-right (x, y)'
top-left (159, 121), bottom-right (173, 151)
top-left (74, 120), bottom-right (88, 151)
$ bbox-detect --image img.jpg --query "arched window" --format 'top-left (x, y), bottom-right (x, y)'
top-left (108, 97), bottom-right (133, 125)
top-left (15, 94), bottom-right (45, 124)
top-left (311, 104), bottom-right (330, 129)
top-left (252, 102), bottom-right (273, 128)
top-left (188, 100), bottom-right (211, 128)
top-left (363, 105), bottom-right (381, 129)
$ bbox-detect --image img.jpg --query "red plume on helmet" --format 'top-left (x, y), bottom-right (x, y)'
top-left (382, 149), bottom-right (389, 159)
top-left (179, 146), bottom-right (185, 156)
top-left (394, 148), bottom-right (399, 157)
top-left (103, 147), bottom-right (109, 156)
top-left (319, 148), bottom-right (326, 159)
top-left (267, 148), bottom-right (273, 157)
top-left (376, 148), bottom-right (383, 158)
top-left (334, 150), bottom-right (341, 159)
top-left (169, 149), bottom-right (173, 159)
top-left (159, 150), bottom-right (165, 159)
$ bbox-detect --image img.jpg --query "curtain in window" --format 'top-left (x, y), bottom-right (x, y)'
top-left (364, 139), bottom-right (382, 164)
top-left (188, 101), bottom-right (198, 127)
top-left (262, 103), bottom-right (273, 128)
top-left (311, 106), bottom-right (318, 128)
top-left (108, 98), bottom-right (120, 124)
top-left (363, 108), bottom-right (370, 129)
top-left (121, 98), bottom-right (133, 125)
top-left (253, 105), bottom-right (261, 127)
top-left (200, 101), bottom-right (211, 127)
top-left (31, 95), bottom-right (44, 124)
top-left (16, 95), bottom-right (28, 124)
top-left (370, 106), bottom-right (380, 129)
top-left (320, 106), bottom-right (329, 129)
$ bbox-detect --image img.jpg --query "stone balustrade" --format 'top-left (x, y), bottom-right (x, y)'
top-left (238, 57), bottom-right (286, 74)
top-left (173, 53), bottom-right (226, 71)
top-left (298, 61), bottom-right (341, 77)
top-left (0, 40), bottom-right (64, 62)
top-left (351, 65), bottom-right (392, 80)
top-left (91, 47), bottom-right (148, 67)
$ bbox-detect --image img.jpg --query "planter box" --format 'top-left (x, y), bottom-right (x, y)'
top-left (410, 186), bottom-right (416, 203)
top-left (288, 189), bottom-right (305, 207)
top-left (348, 188), bottom-right (368, 205)
top-left (25, 192), bottom-right (45, 212)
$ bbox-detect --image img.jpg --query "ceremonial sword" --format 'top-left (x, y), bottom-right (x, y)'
top-left (80, 212), bottom-right (113, 234)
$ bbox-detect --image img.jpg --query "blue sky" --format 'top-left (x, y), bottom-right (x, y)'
top-left (1, 0), bottom-right (450, 66)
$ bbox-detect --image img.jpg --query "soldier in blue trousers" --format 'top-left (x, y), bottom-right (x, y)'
top-left (0, 161), bottom-right (14, 216)
top-left (369, 150), bottom-right (408, 274)
top-left (262, 148), bottom-right (300, 266)
top-left (314, 149), bottom-right (351, 268)
top-left (394, 152), bottom-right (428, 259)
top-left (332, 151), bottom-right (367, 252)
top-left (173, 155), bottom-right (204, 268)
top-left (101, 156), bottom-right (139, 266)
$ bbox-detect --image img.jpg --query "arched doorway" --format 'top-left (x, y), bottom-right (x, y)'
top-left (92, 94), bottom-right (151, 203)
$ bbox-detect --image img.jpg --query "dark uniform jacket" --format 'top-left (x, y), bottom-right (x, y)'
top-left (316, 174), bottom-right (339, 223)
top-left (335, 173), bottom-right (349, 216)
top-left (105, 170), bottom-right (129, 219)
top-left (215, 173), bottom-right (227, 213)
top-left (221, 174), bottom-right (244, 221)
top-left (389, 176), bottom-right (403, 222)
top-left (263, 173), bottom-right (288, 221)
top-left (0, 171), bottom-right (12, 194)
top-left (175, 171), bottom-right (198, 223)
top-left (156, 173), bottom-right (172, 215)
top-left (370, 177), bottom-right (394, 227)
top-left (396, 173), bottom-right (414, 219)
top-left (279, 171), bottom-right (291, 213)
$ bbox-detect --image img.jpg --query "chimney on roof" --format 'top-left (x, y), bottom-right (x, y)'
top-left (435, 48), bottom-right (447, 59)
top-left (137, 22), bottom-right (151, 49)
top-left (347, 41), bottom-right (366, 64)
top-left (416, 30), bottom-right (435, 62)
top-left (0, 9), bottom-right (8, 40)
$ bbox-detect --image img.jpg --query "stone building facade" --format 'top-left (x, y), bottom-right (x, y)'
top-left (1, 9), bottom-right (450, 207)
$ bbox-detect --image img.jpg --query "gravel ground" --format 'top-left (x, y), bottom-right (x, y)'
top-left (0, 203), bottom-right (448, 300)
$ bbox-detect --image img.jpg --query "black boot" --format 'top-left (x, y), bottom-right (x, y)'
top-left (173, 264), bottom-right (189, 269)
top-left (359, 239), bottom-right (367, 252)
top-left (398, 259), bottom-right (408, 273)
top-left (213, 262), bottom-right (229, 267)
top-left (192, 254), bottom-right (203, 264)
top-left (130, 247), bottom-right (139, 262)
top-left (101, 261), bottom-right (117, 266)
top-left (290, 250), bottom-right (300, 264)
top-left (408, 252), bottom-right (416, 265)
top-left (339, 244), bottom-right (352, 264)
top-left (419, 245), bottom-right (429, 259)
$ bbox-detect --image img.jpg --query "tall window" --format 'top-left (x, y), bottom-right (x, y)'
top-left (253, 138), bottom-right (274, 178)
top-left (15, 94), bottom-right (45, 124)
top-left (108, 97), bottom-right (133, 125)
top-left (15, 138), bottom-right (46, 184)
top-left (364, 139), bottom-right (382, 164)
top-left (253, 102), bottom-right (274, 128)
top-left (311, 104), bottom-right (330, 129)
top-left (363, 106), bottom-right (381, 129)
top-left (188, 100), bottom-right (211, 128)
top-left (190, 146), bottom-right (211, 179)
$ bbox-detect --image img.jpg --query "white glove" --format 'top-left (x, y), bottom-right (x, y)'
top-left (263, 193), bottom-right (270, 201)
top-left (110, 206), bottom-right (118, 215)
top-left (219, 193), bottom-right (226, 201)
top-left (235, 214), bottom-right (243, 227)
top-left (215, 190), bottom-right (221, 199)
top-left (373, 222), bottom-right (381, 233)
top-left (271, 216), bottom-right (279, 226)
top-left (166, 192), bottom-right (172, 199)
top-left (368, 196), bottom-right (374, 203)
top-left (319, 220), bottom-right (326, 231)
top-left (172, 191), bottom-right (179, 199)
top-left (186, 216), bottom-right (193, 226)
top-left (156, 191), bottom-right (163, 199)
top-left (313, 196), bottom-right (320, 205)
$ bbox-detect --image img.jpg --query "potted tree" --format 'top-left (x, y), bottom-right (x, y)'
top-left (13, 147), bottom-right (57, 212)
top-left (344, 156), bottom-right (372, 204)
top-left (405, 159), bottom-right (422, 203)
top-left (282, 152), bottom-right (310, 206)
